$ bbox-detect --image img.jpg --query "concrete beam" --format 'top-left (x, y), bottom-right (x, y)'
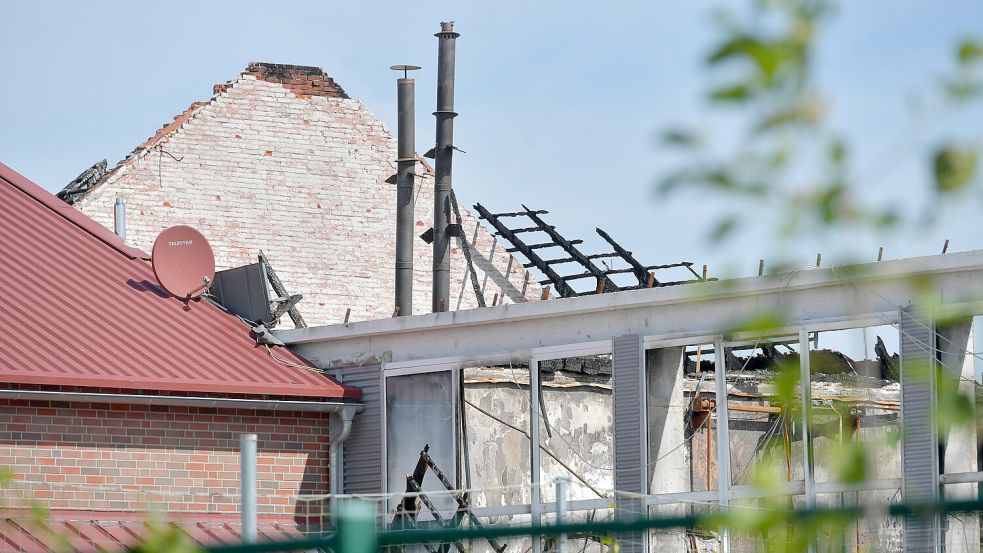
top-left (646, 347), bottom-right (688, 553)
top-left (281, 251), bottom-right (983, 368)
top-left (938, 320), bottom-right (979, 553)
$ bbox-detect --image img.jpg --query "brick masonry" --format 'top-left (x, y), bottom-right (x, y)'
top-left (0, 396), bottom-right (329, 521)
top-left (72, 62), bottom-right (542, 328)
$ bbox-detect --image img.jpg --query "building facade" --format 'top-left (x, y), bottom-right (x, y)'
top-left (61, 62), bottom-right (541, 328)
top-left (0, 162), bottom-right (360, 549)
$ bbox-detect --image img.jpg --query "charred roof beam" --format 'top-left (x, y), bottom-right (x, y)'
top-left (519, 204), bottom-right (619, 293)
top-left (474, 203), bottom-right (578, 298)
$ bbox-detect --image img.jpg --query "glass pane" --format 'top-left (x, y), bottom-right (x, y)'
top-left (386, 370), bottom-right (457, 517)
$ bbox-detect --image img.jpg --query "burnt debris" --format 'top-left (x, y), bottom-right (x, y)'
top-left (681, 337), bottom-right (900, 381)
top-left (58, 159), bottom-right (108, 205)
top-left (474, 203), bottom-right (706, 297)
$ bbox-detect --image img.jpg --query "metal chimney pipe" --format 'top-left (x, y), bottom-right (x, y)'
top-left (432, 21), bottom-right (459, 313)
top-left (113, 197), bottom-right (126, 241)
top-left (392, 65), bottom-right (420, 316)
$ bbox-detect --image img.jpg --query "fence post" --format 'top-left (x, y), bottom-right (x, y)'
top-left (240, 433), bottom-right (257, 543)
top-left (555, 476), bottom-right (569, 553)
top-left (336, 500), bottom-right (378, 553)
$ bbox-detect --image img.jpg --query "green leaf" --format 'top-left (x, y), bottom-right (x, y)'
top-left (827, 440), bottom-right (868, 483)
top-left (708, 215), bottom-right (740, 242)
top-left (732, 311), bottom-right (786, 336)
top-left (707, 36), bottom-right (786, 85)
top-left (656, 169), bottom-right (693, 195)
top-left (709, 83), bottom-right (754, 102)
top-left (828, 138), bottom-right (847, 164)
top-left (933, 146), bottom-right (978, 193)
top-left (957, 38), bottom-right (983, 65)
top-left (871, 208), bottom-right (899, 229)
top-left (705, 169), bottom-right (738, 190)
top-left (815, 183), bottom-right (846, 224)
top-left (758, 97), bottom-right (822, 130)
top-left (660, 128), bottom-right (701, 148)
top-left (944, 78), bottom-right (983, 101)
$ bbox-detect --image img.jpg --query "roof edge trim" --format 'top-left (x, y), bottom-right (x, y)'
top-left (0, 389), bottom-right (363, 412)
top-left (0, 162), bottom-right (150, 260)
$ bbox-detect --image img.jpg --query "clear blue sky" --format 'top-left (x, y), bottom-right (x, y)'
top-left (2, 0), bottom-right (982, 285)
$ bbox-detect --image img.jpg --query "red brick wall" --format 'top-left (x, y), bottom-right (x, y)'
top-left (0, 398), bottom-right (330, 521)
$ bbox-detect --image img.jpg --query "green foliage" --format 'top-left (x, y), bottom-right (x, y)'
top-left (957, 38), bottom-right (983, 65)
top-left (598, 533), bottom-right (621, 553)
top-left (933, 146), bottom-right (978, 193)
top-left (731, 311), bottom-right (787, 337)
top-left (659, 0), bottom-right (983, 247)
top-left (660, 128), bottom-right (702, 148)
top-left (935, 364), bottom-right (976, 437)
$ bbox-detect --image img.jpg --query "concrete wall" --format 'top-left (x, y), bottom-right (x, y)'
top-left (454, 365), bottom-right (913, 553)
top-left (72, 63), bottom-right (541, 327)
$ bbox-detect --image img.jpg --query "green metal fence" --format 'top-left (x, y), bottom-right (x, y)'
top-left (200, 498), bottom-right (983, 553)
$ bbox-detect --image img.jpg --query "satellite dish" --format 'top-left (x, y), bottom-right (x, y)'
top-left (151, 225), bottom-right (215, 299)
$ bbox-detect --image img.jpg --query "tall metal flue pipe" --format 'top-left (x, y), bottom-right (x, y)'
top-left (392, 65), bottom-right (420, 316)
top-left (432, 21), bottom-right (459, 313)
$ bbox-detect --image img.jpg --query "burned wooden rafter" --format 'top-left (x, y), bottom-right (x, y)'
top-left (258, 250), bottom-right (306, 328)
top-left (507, 240), bottom-right (583, 252)
top-left (476, 203), bottom-right (704, 298)
top-left (519, 204), bottom-right (620, 293)
top-left (473, 203), bottom-right (578, 298)
top-left (448, 190), bottom-right (485, 307)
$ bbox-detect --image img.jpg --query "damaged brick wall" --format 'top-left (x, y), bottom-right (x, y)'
top-left (70, 63), bottom-right (541, 327)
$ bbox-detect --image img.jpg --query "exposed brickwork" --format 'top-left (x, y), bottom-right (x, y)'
top-left (243, 62), bottom-right (348, 99)
top-left (71, 63), bottom-right (542, 327)
top-left (0, 397), bottom-right (329, 520)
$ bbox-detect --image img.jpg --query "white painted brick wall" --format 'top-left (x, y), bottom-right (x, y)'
top-left (75, 73), bottom-right (541, 328)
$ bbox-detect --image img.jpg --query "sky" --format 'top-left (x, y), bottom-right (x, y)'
top-left (2, 1), bottom-right (982, 300)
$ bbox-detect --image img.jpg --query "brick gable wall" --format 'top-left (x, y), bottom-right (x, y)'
top-left (73, 65), bottom-right (541, 327)
top-left (0, 398), bottom-right (329, 520)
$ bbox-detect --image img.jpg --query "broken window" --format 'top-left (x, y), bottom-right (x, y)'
top-left (536, 354), bottom-right (614, 503)
top-left (460, 362), bottom-right (533, 512)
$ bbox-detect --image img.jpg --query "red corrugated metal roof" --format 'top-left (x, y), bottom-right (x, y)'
top-left (0, 512), bottom-right (319, 552)
top-left (0, 162), bottom-right (360, 400)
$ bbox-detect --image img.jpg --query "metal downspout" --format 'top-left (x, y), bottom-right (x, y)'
top-left (329, 406), bottom-right (358, 521)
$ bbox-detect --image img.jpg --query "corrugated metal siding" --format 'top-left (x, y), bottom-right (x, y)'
top-left (340, 363), bottom-right (383, 496)
top-left (612, 334), bottom-right (647, 553)
top-left (899, 307), bottom-right (940, 552)
top-left (0, 162), bottom-right (358, 400)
